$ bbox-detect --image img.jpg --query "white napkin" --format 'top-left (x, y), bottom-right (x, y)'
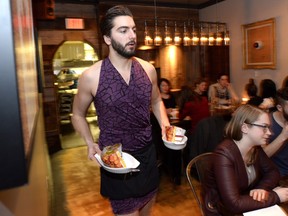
top-left (243, 205), bottom-right (287, 216)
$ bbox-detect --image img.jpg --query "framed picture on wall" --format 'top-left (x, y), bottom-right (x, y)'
top-left (242, 18), bottom-right (276, 69)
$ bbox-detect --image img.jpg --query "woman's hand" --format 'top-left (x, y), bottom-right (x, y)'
top-left (273, 187), bottom-right (288, 203)
top-left (249, 189), bottom-right (269, 202)
top-left (87, 143), bottom-right (101, 165)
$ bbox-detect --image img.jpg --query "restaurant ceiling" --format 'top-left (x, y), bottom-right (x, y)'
top-left (57, 0), bottom-right (224, 9)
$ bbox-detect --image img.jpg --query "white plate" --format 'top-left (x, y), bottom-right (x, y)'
top-left (162, 135), bottom-right (188, 150)
top-left (94, 152), bottom-right (140, 174)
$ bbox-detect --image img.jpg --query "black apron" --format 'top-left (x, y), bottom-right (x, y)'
top-left (100, 143), bottom-right (159, 200)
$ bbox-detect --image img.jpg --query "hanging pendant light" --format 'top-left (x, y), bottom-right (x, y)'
top-left (144, 20), bottom-right (153, 46)
top-left (215, 24), bottom-right (223, 46)
top-left (208, 24), bottom-right (215, 46)
top-left (174, 22), bottom-right (182, 46)
top-left (154, 19), bottom-right (162, 46)
top-left (224, 26), bottom-right (230, 46)
top-left (183, 22), bottom-right (191, 46)
top-left (200, 24), bottom-right (208, 46)
top-left (153, 0), bottom-right (162, 46)
top-left (164, 21), bottom-right (172, 45)
top-left (143, 0), bottom-right (230, 47)
top-left (191, 23), bottom-right (199, 46)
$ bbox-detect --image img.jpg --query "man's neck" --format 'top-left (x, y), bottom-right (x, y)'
top-left (108, 53), bottom-right (133, 73)
top-left (273, 111), bottom-right (286, 127)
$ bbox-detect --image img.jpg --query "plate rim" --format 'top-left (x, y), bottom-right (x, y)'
top-left (94, 152), bottom-right (140, 174)
top-left (162, 135), bottom-right (188, 145)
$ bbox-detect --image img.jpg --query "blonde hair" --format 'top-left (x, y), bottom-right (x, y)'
top-left (225, 104), bottom-right (265, 141)
top-left (225, 104), bottom-right (266, 165)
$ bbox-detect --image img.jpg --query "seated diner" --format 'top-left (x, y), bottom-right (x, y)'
top-left (203, 104), bottom-right (288, 215)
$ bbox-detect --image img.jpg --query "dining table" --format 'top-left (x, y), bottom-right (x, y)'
top-left (210, 104), bottom-right (237, 116)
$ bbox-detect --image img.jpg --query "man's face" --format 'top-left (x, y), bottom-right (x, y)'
top-left (198, 82), bottom-right (208, 92)
top-left (108, 16), bottom-right (137, 59)
top-left (218, 75), bottom-right (229, 88)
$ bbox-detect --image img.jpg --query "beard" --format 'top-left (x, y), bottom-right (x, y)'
top-left (111, 38), bottom-right (136, 59)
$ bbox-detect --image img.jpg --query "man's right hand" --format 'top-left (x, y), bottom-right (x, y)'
top-left (87, 143), bottom-right (101, 165)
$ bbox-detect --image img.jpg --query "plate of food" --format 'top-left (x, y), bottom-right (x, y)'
top-left (94, 144), bottom-right (140, 174)
top-left (162, 126), bottom-right (187, 150)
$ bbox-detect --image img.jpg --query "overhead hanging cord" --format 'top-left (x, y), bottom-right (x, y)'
top-left (215, 0), bottom-right (219, 22)
top-left (154, 0), bottom-right (157, 20)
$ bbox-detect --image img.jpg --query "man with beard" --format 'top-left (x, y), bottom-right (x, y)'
top-left (72, 5), bottom-right (170, 216)
top-left (263, 87), bottom-right (288, 176)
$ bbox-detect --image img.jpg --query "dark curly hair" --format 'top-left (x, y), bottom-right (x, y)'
top-left (100, 5), bottom-right (133, 37)
top-left (259, 79), bottom-right (277, 99)
top-left (275, 87), bottom-right (288, 106)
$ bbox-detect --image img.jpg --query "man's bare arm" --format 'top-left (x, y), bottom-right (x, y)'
top-left (71, 65), bottom-right (101, 160)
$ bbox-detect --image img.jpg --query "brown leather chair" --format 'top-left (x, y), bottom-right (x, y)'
top-left (186, 152), bottom-right (216, 216)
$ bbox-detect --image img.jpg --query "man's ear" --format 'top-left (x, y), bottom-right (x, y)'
top-left (277, 104), bottom-right (283, 112)
top-left (104, 35), bottom-right (111, 45)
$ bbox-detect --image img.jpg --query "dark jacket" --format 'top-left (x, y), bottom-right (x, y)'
top-left (203, 139), bottom-right (280, 216)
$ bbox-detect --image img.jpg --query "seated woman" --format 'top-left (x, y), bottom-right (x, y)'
top-left (158, 78), bottom-right (177, 116)
top-left (203, 104), bottom-right (288, 216)
top-left (178, 79), bottom-right (210, 134)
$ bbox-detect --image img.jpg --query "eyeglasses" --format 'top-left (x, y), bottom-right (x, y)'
top-left (247, 123), bottom-right (271, 133)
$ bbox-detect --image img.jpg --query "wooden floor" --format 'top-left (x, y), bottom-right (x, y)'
top-left (50, 120), bottom-right (202, 216)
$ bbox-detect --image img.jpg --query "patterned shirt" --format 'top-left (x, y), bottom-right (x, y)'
top-left (94, 58), bottom-right (152, 152)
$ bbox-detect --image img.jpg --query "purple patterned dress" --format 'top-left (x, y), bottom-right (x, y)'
top-left (94, 58), bottom-right (152, 152)
top-left (93, 57), bottom-right (159, 214)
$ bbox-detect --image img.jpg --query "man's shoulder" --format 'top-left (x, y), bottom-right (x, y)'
top-left (134, 57), bottom-right (154, 72)
top-left (209, 83), bottom-right (218, 90)
top-left (82, 60), bottom-right (102, 76)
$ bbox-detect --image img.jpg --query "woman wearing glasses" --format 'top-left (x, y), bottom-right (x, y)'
top-left (203, 104), bottom-right (288, 216)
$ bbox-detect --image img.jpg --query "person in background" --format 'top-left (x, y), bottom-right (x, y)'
top-left (178, 80), bottom-right (210, 168)
top-left (72, 5), bottom-right (170, 216)
top-left (245, 78), bottom-right (263, 107)
top-left (158, 78), bottom-right (177, 117)
top-left (208, 74), bottom-right (239, 106)
top-left (194, 77), bottom-right (209, 99)
top-left (282, 76), bottom-right (288, 88)
top-left (203, 105), bottom-right (288, 216)
top-left (259, 79), bottom-right (277, 112)
top-left (157, 78), bottom-right (182, 185)
top-left (178, 78), bottom-right (210, 133)
top-left (263, 87), bottom-right (288, 176)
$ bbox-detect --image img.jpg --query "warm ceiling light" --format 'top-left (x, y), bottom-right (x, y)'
top-left (200, 24), bottom-right (208, 46)
top-left (144, 21), bottom-right (153, 46)
top-left (215, 24), bottom-right (223, 46)
top-left (183, 22), bottom-right (191, 46)
top-left (191, 23), bottom-right (199, 46)
top-left (154, 19), bottom-right (162, 46)
top-left (174, 22), bottom-right (182, 46)
top-left (143, 19), bottom-right (229, 47)
top-left (208, 25), bottom-right (215, 46)
top-left (164, 21), bottom-right (172, 45)
top-left (224, 30), bottom-right (230, 46)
